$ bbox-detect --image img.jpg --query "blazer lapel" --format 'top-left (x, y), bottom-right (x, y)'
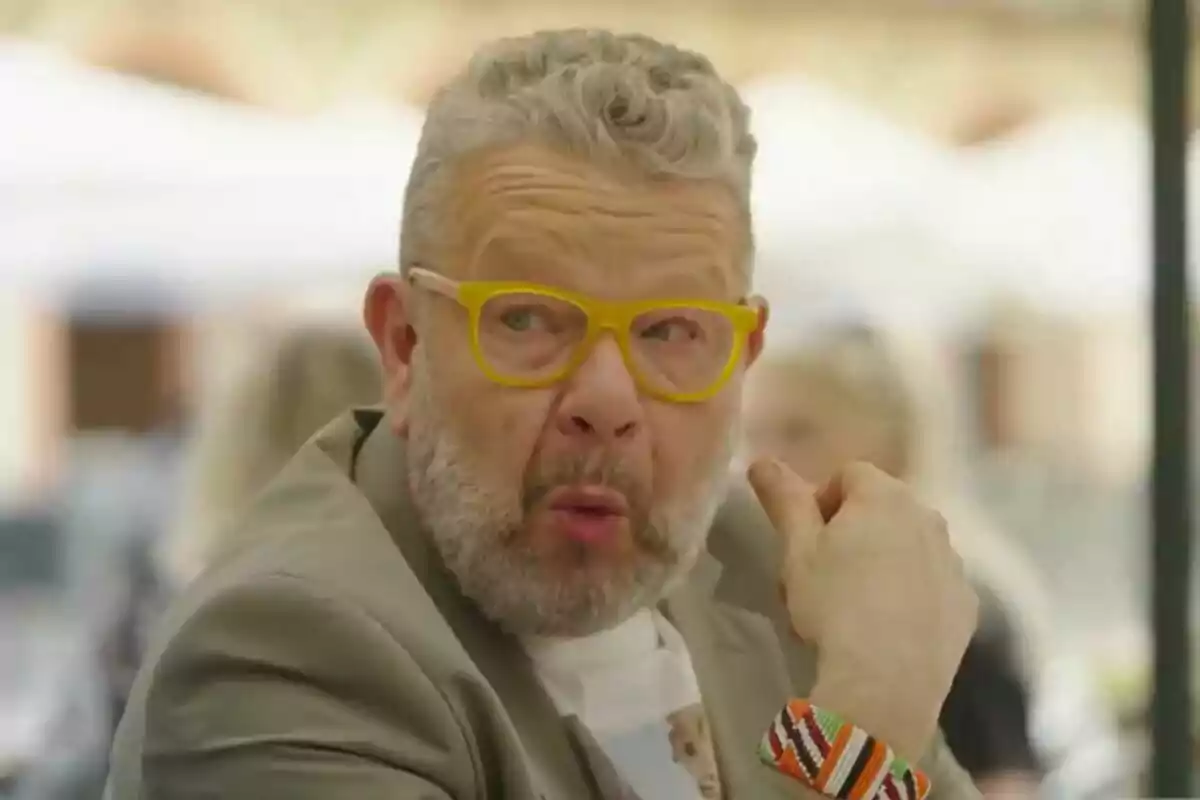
top-left (562, 716), bottom-right (648, 800)
top-left (661, 552), bottom-right (813, 800)
top-left (349, 411), bottom-right (597, 800)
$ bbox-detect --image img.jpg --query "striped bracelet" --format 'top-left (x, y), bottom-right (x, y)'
top-left (759, 699), bottom-right (931, 800)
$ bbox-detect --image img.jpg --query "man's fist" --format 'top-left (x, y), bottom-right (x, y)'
top-left (748, 458), bottom-right (979, 762)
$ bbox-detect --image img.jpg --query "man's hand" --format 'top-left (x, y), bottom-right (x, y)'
top-left (748, 458), bottom-right (978, 763)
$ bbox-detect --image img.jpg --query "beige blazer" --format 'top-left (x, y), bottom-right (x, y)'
top-left (106, 409), bottom-right (979, 799)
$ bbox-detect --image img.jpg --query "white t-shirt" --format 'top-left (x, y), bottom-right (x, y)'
top-left (523, 609), bottom-right (722, 799)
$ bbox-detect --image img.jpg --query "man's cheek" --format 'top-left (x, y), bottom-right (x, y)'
top-left (470, 392), bottom-right (556, 461)
top-left (651, 433), bottom-right (702, 500)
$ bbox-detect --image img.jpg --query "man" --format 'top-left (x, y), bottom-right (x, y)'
top-left (107, 29), bottom-right (980, 799)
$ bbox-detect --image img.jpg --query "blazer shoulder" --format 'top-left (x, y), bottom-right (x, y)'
top-left (123, 570), bottom-right (478, 799)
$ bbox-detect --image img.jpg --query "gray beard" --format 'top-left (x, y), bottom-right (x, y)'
top-left (404, 374), bottom-right (731, 638)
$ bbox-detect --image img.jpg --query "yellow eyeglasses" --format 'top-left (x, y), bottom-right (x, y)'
top-left (407, 267), bottom-right (762, 404)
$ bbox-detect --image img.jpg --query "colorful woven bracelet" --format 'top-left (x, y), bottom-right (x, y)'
top-left (758, 699), bottom-right (931, 800)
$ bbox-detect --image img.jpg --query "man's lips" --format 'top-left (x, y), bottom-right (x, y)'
top-left (545, 486), bottom-right (629, 543)
top-left (547, 485), bottom-right (629, 516)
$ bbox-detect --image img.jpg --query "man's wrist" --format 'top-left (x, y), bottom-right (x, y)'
top-left (808, 661), bottom-right (940, 764)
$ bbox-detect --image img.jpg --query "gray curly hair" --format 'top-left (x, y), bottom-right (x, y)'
top-left (400, 29), bottom-right (758, 274)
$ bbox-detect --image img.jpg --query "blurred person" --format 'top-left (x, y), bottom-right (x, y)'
top-left (17, 321), bottom-right (380, 800)
top-left (14, 357), bottom-right (190, 800)
top-left (161, 322), bottom-right (383, 587)
top-left (742, 322), bottom-right (1062, 799)
top-left (107, 30), bottom-right (983, 799)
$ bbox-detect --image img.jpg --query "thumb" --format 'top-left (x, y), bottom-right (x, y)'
top-left (747, 458), bottom-right (824, 560)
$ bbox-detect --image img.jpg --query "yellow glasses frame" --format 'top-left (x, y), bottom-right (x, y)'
top-left (407, 267), bottom-right (761, 404)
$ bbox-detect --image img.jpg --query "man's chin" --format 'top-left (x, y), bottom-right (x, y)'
top-left (522, 518), bottom-right (645, 580)
top-left (489, 565), bottom-right (669, 638)
top-left (532, 557), bottom-right (698, 637)
top-left (440, 522), bottom-right (694, 637)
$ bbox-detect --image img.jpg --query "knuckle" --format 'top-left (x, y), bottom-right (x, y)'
top-left (886, 488), bottom-right (947, 539)
top-left (842, 461), bottom-right (888, 493)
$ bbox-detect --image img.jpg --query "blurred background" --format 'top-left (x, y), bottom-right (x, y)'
top-left (0, 0), bottom-right (1194, 797)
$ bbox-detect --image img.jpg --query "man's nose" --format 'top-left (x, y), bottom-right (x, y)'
top-left (554, 337), bottom-right (643, 443)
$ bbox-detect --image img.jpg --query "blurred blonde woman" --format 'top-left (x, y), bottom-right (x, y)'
top-left (18, 321), bottom-right (382, 800)
top-left (743, 321), bottom-right (1051, 799)
top-left (162, 322), bottom-right (383, 587)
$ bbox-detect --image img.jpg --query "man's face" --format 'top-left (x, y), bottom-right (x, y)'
top-left (380, 144), bottom-right (763, 636)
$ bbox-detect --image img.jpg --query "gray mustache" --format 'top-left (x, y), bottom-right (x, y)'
top-left (522, 456), bottom-right (639, 512)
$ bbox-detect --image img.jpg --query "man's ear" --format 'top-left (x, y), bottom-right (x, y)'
top-left (746, 299), bottom-right (770, 368)
top-left (364, 274), bottom-right (417, 437)
top-left (364, 273), bottom-right (417, 371)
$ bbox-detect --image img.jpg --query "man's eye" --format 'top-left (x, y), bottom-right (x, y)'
top-left (500, 308), bottom-right (541, 332)
top-left (641, 318), bottom-right (698, 342)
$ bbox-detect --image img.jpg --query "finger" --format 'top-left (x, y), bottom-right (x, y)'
top-left (747, 458), bottom-right (824, 560)
top-left (812, 464), bottom-right (884, 522)
top-left (747, 458), bottom-right (822, 532)
top-left (839, 461), bottom-right (884, 494)
top-left (832, 461), bottom-right (907, 511)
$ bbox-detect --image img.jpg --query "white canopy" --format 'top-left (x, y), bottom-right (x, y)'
top-left (950, 110), bottom-right (1162, 319)
top-left (0, 39), bottom-right (424, 186)
top-left (2, 180), bottom-right (402, 298)
top-left (0, 41), bottom-right (422, 306)
top-left (743, 75), bottom-right (992, 337)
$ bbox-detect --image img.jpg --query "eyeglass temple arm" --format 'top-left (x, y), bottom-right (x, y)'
top-left (407, 267), bottom-right (460, 299)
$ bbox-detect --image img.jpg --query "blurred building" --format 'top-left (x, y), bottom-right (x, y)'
top-left (0, 0), bottom-right (1181, 136)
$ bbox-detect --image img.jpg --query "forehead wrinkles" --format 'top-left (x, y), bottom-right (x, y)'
top-left (442, 149), bottom-right (746, 274)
